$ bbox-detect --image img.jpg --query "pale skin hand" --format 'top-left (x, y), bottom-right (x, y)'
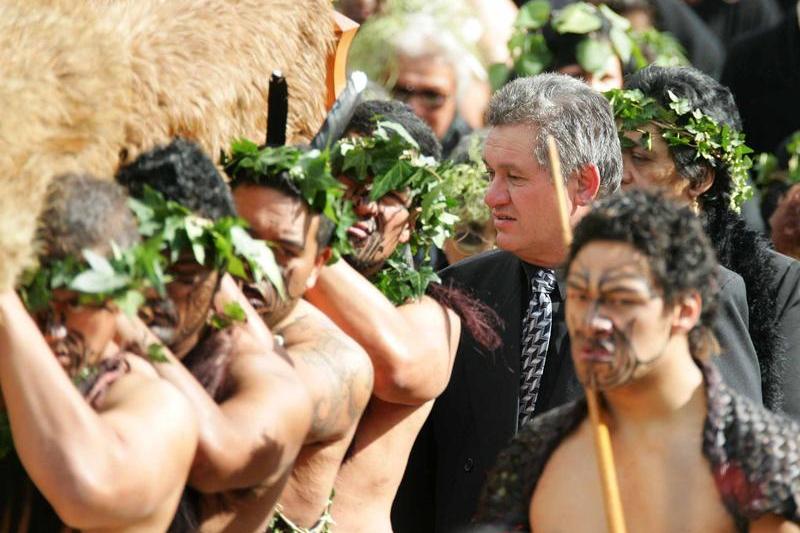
top-left (0, 290), bottom-right (198, 530)
top-left (115, 282), bottom-right (312, 495)
top-left (304, 259), bottom-right (460, 406)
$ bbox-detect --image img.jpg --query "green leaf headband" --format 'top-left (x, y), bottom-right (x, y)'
top-left (129, 186), bottom-right (286, 298)
top-left (605, 88), bottom-right (754, 211)
top-left (331, 121), bottom-right (459, 302)
top-left (222, 141), bottom-right (356, 260)
top-left (490, 1), bottom-right (687, 90)
top-left (19, 243), bottom-right (162, 317)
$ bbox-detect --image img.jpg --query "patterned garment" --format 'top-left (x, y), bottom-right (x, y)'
top-left (267, 492), bottom-right (335, 533)
top-left (477, 361), bottom-right (800, 532)
top-left (518, 269), bottom-right (557, 428)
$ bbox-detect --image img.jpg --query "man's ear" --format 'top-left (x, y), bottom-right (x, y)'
top-left (572, 163), bottom-right (601, 207)
top-left (399, 208), bottom-right (419, 244)
top-left (672, 290), bottom-right (702, 334)
top-left (684, 166), bottom-right (715, 200)
top-left (306, 246), bottom-right (333, 290)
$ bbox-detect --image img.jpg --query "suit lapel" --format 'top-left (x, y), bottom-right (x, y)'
top-left (466, 252), bottom-right (525, 447)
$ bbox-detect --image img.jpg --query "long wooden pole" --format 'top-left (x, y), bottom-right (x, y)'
top-left (546, 136), bottom-right (627, 533)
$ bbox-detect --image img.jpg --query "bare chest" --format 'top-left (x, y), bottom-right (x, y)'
top-left (530, 430), bottom-right (735, 533)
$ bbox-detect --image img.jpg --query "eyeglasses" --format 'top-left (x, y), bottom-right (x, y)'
top-left (392, 84), bottom-right (450, 110)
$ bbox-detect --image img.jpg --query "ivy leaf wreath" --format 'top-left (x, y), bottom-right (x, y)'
top-left (489, 0), bottom-right (687, 91)
top-left (606, 88), bottom-right (754, 212)
top-left (222, 140), bottom-right (357, 261)
top-left (331, 121), bottom-right (459, 304)
top-left (128, 186), bottom-right (286, 299)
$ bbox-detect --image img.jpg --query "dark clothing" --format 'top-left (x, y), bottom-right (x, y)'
top-left (441, 115), bottom-right (473, 161)
top-left (477, 362), bottom-right (800, 531)
top-left (690, 0), bottom-right (782, 47)
top-left (770, 250), bottom-right (800, 420)
top-left (393, 249), bottom-right (761, 533)
top-left (722, 10), bottom-right (800, 153)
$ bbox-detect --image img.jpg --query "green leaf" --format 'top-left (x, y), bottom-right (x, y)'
top-left (69, 270), bottom-right (129, 294)
top-left (576, 38), bottom-right (613, 75)
top-left (114, 290), bottom-right (145, 317)
top-left (488, 63), bottom-right (511, 91)
top-left (514, 33), bottom-right (552, 75)
top-left (147, 343), bottom-right (169, 363)
top-left (229, 226), bottom-right (286, 299)
top-left (515, 0), bottom-right (551, 30)
top-left (223, 301), bottom-right (246, 322)
top-left (598, 4), bottom-right (631, 30)
top-left (553, 3), bottom-right (602, 34)
top-left (82, 250), bottom-right (114, 277)
top-left (609, 27), bottom-right (632, 64)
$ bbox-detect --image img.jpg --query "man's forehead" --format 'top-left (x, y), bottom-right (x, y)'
top-left (483, 125), bottom-right (536, 165)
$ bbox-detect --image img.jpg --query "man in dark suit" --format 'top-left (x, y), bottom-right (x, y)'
top-left (392, 73), bottom-right (762, 532)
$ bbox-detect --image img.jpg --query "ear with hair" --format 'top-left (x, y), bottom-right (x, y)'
top-left (684, 166), bottom-right (715, 201)
top-left (571, 163), bottom-right (601, 206)
top-left (398, 207), bottom-right (419, 244)
top-left (306, 246), bottom-right (333, 290)
top-left (672, 290), bottom-right (703, 334)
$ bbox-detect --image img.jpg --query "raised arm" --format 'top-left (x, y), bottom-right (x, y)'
top-left (116, 282), bottom-right (312, 495)
top-left (0, 290), bottom-right (198, 530)
top-left (305, 260), bottom-right (460, 405)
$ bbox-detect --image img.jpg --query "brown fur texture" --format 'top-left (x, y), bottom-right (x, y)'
top-left (0, 1), bottom-right (131, 291)
top-left (0, 0), bottom-right (334, 291)
top-left (90, 0), bottom-right (334, 164)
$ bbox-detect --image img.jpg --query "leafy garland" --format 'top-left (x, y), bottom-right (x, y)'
top-left (331, 121), bottom-right (459, 304)
top-left (605, 88), bottom-right (754, 211)
top-left (222, 141), bottom-right (356, 260)
top-left (19, 186), bottom-right (286, 318)
top-left (754, 131), bottom-right (800, 188)
top-left (489, 0), bottom-right (688, 90)
top-left (128, 186), bottom-right (286, 299)
top-left (19, 245), bottom-right (158, 317)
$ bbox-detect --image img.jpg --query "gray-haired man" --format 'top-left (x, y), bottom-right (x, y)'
top-left (393, 73), bottom-right (758, 532)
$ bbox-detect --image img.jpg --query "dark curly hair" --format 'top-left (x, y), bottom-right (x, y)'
top-left (117, 138), bottom-right (236, 221)
top-left (625, 65), bottom-right (785, 409)
top-left (624, 66), bottom-right (741, 215)
top-left (345, 99), bottom-right (443, 161)
top-left (568, 190), bottom-right (720, 360)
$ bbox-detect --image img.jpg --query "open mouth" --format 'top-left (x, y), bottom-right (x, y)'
top-left (579, 338), bottom-right (615, 363)
top-left (492, 211), bottom-right (516, 223)
top-left (347, 218), bottom-right (377, 242)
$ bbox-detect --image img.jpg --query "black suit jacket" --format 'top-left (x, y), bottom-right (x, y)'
top-left (393, 250), bottom-right (760, 533)
top-left (769, 250), bottom-right (800, 419)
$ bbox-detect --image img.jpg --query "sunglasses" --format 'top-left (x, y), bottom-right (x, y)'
top-left (392, 84), bottom-right (450, 110)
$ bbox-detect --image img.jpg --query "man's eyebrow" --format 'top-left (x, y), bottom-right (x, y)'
top-left (277, 238), bottom-right (304, 253)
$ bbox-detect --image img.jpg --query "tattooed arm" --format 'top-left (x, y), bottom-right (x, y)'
top-left (277, 299), bottom-right (373, 443)
top-left (305, 260), bottom-right (461, 406)
top-left (116, 289), bottom-right (312, 495)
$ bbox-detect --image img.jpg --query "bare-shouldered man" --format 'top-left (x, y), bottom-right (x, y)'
top-left (0, 174), bottom-right (198, 532)
top-left (304, 101), bottom-right (500, 532)
top-left (479, 191), bottom-right (800, 532)
top-left (227, 142), bottom-right (374, 531)
top-left (115, 139), bottom-right (312, 532)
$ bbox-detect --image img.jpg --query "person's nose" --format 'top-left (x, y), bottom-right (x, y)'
top-left (354, 194), bottom-right (378, 217)
top-left (621, 154), bottom-right (637, 188)
top-left (583, 302), bottom-right (614, 335)
top-left (484, 175), bottom-right (510, 209)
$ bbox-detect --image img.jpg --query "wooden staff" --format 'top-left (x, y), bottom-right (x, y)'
top-left (546, 136), bottom-right (627, 533)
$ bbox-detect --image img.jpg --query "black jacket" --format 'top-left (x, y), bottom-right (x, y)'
top-left (393, 249), bottom-right (761, 532)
